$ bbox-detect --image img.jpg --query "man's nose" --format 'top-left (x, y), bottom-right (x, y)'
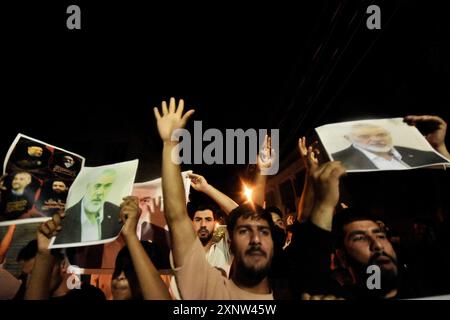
top-left (249, 231), bottom-right (262, 245)
top-left (369, 236), bottom-right (384, 252)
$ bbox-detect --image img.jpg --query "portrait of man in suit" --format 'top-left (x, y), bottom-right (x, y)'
top-left (54, 168), bottom-right (122, 244)
top-left (331, 123), bottom-right (448, 171)
top-left (0, 171), bottom-right (36, 221)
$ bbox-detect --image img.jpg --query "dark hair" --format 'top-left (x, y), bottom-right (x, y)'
top-left (17, 239), bottom-right (64, 262)
top-left (17, 240), bottom-right (37, 262)
top-left (112, 241), bottom-right (165, 300)
top-left (187, 202), bottom-right (219, 221)
top-left (227, 203), bottom-right (276, 239)
top-left (332, 207), bottom-right (386, 249)
top-left (265, 206), bottom-right (283, 218)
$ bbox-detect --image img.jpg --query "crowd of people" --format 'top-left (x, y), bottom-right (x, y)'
top-left (1, 98), bottom-right (450, 300)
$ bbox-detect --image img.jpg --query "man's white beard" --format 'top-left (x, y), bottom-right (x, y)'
top-left (84, 202), bottom-right (102, 213)
top-left (354, 142), bottom-right (393, 153)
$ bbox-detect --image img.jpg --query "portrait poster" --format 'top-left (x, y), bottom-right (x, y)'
top-left (49, 159), bottom-right (139, 249)
top-left (0, 134), bottom-right (85, 226)
top-left (316, 118), bottom-right (450, 172)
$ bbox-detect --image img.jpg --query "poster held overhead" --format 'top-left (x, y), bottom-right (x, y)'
top-left (315, 118), bottom-right (450, 172)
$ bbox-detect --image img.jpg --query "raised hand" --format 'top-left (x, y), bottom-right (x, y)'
top-left (119, 196), bottom-right (141, 238)
top-left (147, 196), bottom-right (166, 229)
top-left (188, 173), bottom-right (210, 193)
top-left (311, 161), bottom-right (346, 211)
top-left (37, 211), bottom-right (64, 253)
top-left (404, 115), bottom-right (449, 157)
top-left (298, 137), bottom-right (319, 172)
top-left (153, 97), bottom-right (195, 142)
top-left (257, 135), bottom-right (277, 174)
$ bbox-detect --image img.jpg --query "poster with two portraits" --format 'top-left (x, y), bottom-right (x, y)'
top-left (316, 118), bottom-right (450, 172)
top-left (0, 133), bottom-right (85, 226)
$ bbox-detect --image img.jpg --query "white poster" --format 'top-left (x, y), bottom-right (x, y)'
top-left (133, 170), bottom-right (192, 243)
top-left (49, 159), bottom-right (139, 249)
top-left (316, 118), bottom-right (450, 172)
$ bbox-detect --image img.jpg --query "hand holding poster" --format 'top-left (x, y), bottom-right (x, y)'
top-left (0, 134), bottom-right (85, 226)
top-left (315, 118), bottom-right (450, 172)
top-left (49, 159), bottom-right (139, 249)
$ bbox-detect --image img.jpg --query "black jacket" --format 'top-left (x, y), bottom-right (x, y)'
top-left (332, 145), bottom-right (447, 170)
top-left (54, 200), bottom-right (122, 244)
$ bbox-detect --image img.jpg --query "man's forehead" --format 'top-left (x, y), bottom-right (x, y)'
top-left (236, 215), bottom-right (270, 228)
top-left (194, 209), bottom-right (214, 218)
top-left (133, 188), bottom-right (156, 197)
top-left (15, 172), bottom-right (31, 179)
top-left (95, 174), bottom-right (116, 184)
top-left (352, 126), bottom-right (388, 136)
top-left (344, 219), bottom-right (382, 233)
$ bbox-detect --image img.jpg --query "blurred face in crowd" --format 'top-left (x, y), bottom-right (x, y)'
top-left (340, 220), bottom-right (398, 290)
top-left (232, 216), bottom-right (274, 284)
top-left (270, 212), bottom-right (286, 231)
top-left (27, 146), bottom-right (43, 157)
top-left (52, 181), bottom-right (68, 194)
top-left (111, 271), bottom-right (132, 300)
top-left (12, 172), bottom-right (32, 192)
top-left (193, 209), bottom-right (215, 246)
top-left (63, 156), bottom-right (75, 168)
top-left (347, 125), bottom-right (393, 153)
top-left (84, 170), bottom-right (116, 213)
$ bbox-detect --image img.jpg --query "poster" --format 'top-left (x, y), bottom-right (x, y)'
top-left (49, 159), bottom-right (139, 249)
top-left (0, 134), bottom-right (85, 226)
top-left (316, 118), bottom-right (450, 172)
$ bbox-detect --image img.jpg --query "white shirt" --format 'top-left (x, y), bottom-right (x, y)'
top-left (353, 145), bottom-right (410, 170)
top-left (80, 198), bottom-right (104, 242)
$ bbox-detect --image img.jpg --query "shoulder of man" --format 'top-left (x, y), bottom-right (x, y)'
top-left (394, 145), bottom-right (448, 163)
top-left (332, 145), bottom-right (356, 158)
top-left (104, 201), bottom-right (121, 213)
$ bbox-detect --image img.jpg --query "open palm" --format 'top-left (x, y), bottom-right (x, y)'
top-left (153, 97), bottom-right (195, 142)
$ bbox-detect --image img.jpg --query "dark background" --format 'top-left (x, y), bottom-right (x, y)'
top-left (1, 0), bottom-right (449, 234)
